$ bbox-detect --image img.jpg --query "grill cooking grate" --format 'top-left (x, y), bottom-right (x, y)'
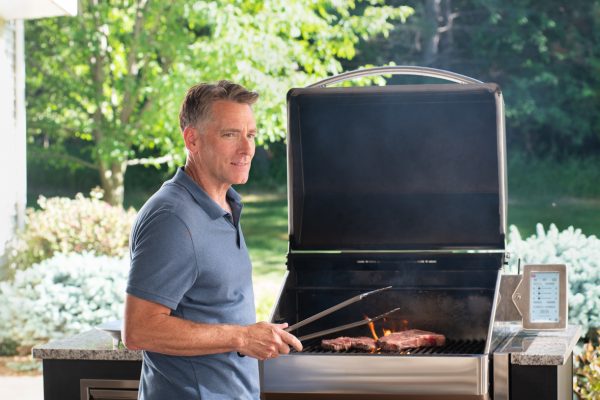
top-left (294, 339), bottom-right (485, 355)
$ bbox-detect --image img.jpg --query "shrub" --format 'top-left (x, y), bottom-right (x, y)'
top-left (0, 253), bottom-right (128, 347)
top-left (507, 224), bottom-right (600, 335)
top-left (0, 338), bottom-right (19, 356)
top-left (2, 189), bottom-right (135, 275)
top-left (574, 331), bottom-right (600, 399)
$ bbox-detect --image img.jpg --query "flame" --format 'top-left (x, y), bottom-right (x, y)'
top-left (365, 315), bottom-right (409, 339)
top-left (364, 315), bottom-right (379, 340)
top-left (381, 317), bottom-right (394, 336)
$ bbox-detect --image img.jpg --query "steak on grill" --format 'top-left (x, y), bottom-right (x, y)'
top-left (321, 336), bottom-right (376, 352)
top-left (322, 337), bottom-right (353, 351)
top-left (350, 336), bottom-right (377, 352)
top-left (377, 329), bottom-right (446, 352)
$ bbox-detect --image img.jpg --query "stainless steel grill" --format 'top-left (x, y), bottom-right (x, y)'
top-left (261, 66), bottom-right (509, 400)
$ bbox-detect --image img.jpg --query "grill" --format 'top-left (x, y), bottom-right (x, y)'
top-left (261, 67), bottom-right (509, 399)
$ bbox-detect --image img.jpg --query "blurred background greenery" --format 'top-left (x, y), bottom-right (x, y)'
top-left (25, 0), bottom-right (600, 237)
top-left (17, 0), bottom-right (600, 321)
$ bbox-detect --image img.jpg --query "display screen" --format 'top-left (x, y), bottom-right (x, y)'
top-left (530, 271), bottom-right (560, 323)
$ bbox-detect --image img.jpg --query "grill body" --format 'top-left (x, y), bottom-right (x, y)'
top-left (262, 253), bottom-right (503, 398)
top-left (262, 68), bottom-right (508, 399)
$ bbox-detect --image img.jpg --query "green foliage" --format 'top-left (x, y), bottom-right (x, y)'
top-left (244, 142), bottom-right (288, 192)
top-left (0, 338), bottom-right (19, 357)
top-left (3, 190), bottom-right (135, 276)
top-left (0, 253), bottom-right (128, 347)
top-left (574, 331), bottom-right (600, 399)
top-left (507, 224), bottom-right (600, 334)
top-left (5, 359), bottom-right (42, 373)
top-left (465, 0), bottom-right (600, 158)
top-left (26, 0), bottom-right (413, 205)
top-left (354, 0), bottom-right (600, 160)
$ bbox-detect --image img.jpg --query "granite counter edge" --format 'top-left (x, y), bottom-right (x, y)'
top-left (32, 348), bottom-right (142, 361)
top-left (510, 325), bottom-right (582, 366)
top-left (32, 329), bottom-right (142, 361)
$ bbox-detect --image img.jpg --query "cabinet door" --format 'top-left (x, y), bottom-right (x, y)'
top-left (81, 379), bottom-right (139, 400)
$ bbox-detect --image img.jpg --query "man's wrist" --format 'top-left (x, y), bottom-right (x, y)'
top-left (231, 325), bottom-right (247, 353)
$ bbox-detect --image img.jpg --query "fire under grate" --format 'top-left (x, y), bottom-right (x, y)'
top-left (294, 339), bottom-right (485, 356)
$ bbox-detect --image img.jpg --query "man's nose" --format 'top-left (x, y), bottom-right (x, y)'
top-left (238, 135), bottom-right (254, 155)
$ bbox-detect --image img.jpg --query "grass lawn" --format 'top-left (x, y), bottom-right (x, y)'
top-left (243, 193), bottom-right (600, 321)
top-left (241, 194), bottom-right (289, 321)
top-left (508, 197), bottom-right (600, 238)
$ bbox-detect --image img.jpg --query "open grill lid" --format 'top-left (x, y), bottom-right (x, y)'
top-left (287, 77), bottom-right (507, 252)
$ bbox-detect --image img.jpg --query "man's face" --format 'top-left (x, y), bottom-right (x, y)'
top-left (194, 100), bottom-right (256, 187)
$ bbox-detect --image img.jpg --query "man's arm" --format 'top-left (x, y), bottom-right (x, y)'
top-left (123, 294), bottom-right (302, 360)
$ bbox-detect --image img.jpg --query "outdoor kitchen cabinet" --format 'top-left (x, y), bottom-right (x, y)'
top-left (44, 360), bottom-right (140, 400)
top-left (32, 329), bottom-right (142, 400)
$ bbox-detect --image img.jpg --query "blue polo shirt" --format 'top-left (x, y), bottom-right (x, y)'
top-left (127, 167), bottom-right (259, 399)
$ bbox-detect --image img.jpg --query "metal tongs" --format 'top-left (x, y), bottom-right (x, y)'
top-left (284, 286), bottom-right (400, 342)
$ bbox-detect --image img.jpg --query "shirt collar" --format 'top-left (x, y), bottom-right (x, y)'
top-left (172, 167), bottom-right (243, 220)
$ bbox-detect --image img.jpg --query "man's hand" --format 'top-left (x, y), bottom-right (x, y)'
top-left (238, 322), bottom-right (303, 360)
top-left (125, 294), bottom-right (302, 358)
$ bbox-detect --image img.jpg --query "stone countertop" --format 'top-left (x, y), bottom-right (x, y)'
top-left (497, 324), bottom-right (581, 366)
top-left (32, 329), bottom-right (142, 361)
top-left (33, 324), bottom-right (582, 365)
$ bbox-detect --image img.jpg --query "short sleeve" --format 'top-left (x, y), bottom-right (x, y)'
top-left (127, 211), bottom-right (197, 310)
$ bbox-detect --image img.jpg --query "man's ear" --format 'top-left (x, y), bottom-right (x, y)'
top-left (183, 126), bottom-right (199, 153)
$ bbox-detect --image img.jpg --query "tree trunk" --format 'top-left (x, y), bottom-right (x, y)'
top-left (98, 160), bottom-right (127, 206)
top-left (422, 0), bottom-right (455, 68)
top-left (423, 0), bottom-right (442, 66)
top-left (441, 0), bottom-right (453, 69)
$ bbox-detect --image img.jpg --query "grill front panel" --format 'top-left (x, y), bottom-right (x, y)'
top-left (261, 353), bottom-right (490, 396)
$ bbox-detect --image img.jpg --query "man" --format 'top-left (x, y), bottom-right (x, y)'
top-left (123, 81), bottom-right (302, 399)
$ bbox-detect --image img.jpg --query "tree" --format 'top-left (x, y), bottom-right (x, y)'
top-left (26, 0), bottom-right (413, 205)
top-left (352, 0), bottom-right (600, 159)
top-left (459, 0), bottom-right (600, 158)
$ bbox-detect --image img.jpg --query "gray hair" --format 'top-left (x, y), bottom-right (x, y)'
top-left (178, 80), bottom-right (259, 132)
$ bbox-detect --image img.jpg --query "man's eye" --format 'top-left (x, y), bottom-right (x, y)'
top-left (248, 133), bottom-right (256, 140)
top-left (222, 132), bottom-right (235, 137)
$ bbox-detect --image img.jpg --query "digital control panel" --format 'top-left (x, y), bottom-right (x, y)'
top-left (512, 264), bottom-right (567, 330)
top-left (530, 271), bottom-right (560, 323)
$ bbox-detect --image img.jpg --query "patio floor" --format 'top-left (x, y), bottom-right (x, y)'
top-left (0, 376), bottom-right (43, 399)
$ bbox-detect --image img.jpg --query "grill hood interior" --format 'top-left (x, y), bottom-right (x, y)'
top-left (286, 83), bottom-right (507, 251)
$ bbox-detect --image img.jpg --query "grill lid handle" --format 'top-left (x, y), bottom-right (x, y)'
top-left (307, 66), bottom-right (482, 88)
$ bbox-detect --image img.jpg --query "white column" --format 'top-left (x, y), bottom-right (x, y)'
top-left (0, 1), bottom-right (78, 262)
top-left (14, 19), bottom-right (26, 231)
top-left (0, 18), bottom-right (26, 259)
